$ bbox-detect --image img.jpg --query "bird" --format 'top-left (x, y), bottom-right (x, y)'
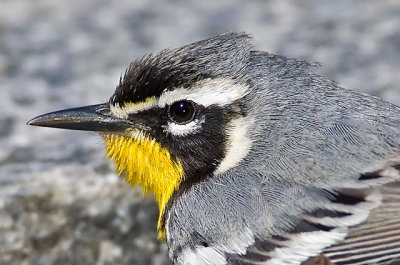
top-left (28, 32), bottom-right (400, 265)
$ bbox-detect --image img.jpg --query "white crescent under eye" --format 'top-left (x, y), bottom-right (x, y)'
top-left (163, 118), bottom-right (205, 136)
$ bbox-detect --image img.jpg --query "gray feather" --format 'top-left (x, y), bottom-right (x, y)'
top-left (162, 33), bottom-right (400, 265)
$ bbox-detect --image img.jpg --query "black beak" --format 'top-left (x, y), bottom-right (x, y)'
top-left (27, 103), bottom-right (131, 132)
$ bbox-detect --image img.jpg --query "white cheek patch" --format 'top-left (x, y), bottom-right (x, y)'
top-left (157, 77), bottom-right (249, 108)
top-left (216, 116), bottom-right (253, 174)
top-left (163, 118), bottom-right (205, 136)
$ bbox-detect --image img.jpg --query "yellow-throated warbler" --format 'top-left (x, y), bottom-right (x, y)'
top-left (29, 33), bottom-right (400, 265)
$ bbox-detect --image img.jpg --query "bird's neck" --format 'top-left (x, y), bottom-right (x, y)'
top-left (101, 132), bottom-right (184, 239)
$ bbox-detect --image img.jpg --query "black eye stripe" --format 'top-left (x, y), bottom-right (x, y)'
top-left (168, 100), bottom-right (196, 124)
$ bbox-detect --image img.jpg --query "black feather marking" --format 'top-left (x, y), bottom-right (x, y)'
top-left (226, 244), bottom-right (272, 264)
top-left (227, 250), bottom-right (271, 264)
top-left (330, 191), bottom-right (365, 205)
top-left (242, 250), bottom-right (271, 262)
top-left (226, 257), bottom-right (260, 265)
top-left (271, 234), bottom-right (288, 241)
top-left (293, 219), bottom-right (335, 233)
top-left (309, 209), bottom-right (352, 218)
top-left (359, 171), bottom-right (383, 180)
top-left (252, 238), bottom-right (284, 252)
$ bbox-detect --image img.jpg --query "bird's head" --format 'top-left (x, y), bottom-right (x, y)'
top-left (28, 33), bottom-right (255, 238)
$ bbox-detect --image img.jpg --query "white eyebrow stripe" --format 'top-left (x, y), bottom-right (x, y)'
top-left (110, 78), bottom-right (249, 118)
top-left (157, 78), bottom-right (249, 108)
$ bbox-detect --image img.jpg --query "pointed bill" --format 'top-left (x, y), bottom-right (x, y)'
top-left (27, 103), bottom-right (132, 132)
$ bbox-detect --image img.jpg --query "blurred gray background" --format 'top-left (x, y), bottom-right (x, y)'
top-left (1, 0), bottom-right (400, 264)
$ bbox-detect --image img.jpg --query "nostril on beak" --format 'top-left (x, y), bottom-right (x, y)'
top-left (96, 107), bottom-right (111, 116)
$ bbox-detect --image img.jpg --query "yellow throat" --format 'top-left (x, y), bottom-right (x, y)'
top-left (101, 131), bottom-right (184, 239)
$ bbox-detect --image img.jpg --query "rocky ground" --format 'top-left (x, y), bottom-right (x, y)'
top-left (1, 0), bottom-right (400, 264)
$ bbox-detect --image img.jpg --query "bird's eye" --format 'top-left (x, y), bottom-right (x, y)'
top-left (168, 100), bottom-right (196, 124)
